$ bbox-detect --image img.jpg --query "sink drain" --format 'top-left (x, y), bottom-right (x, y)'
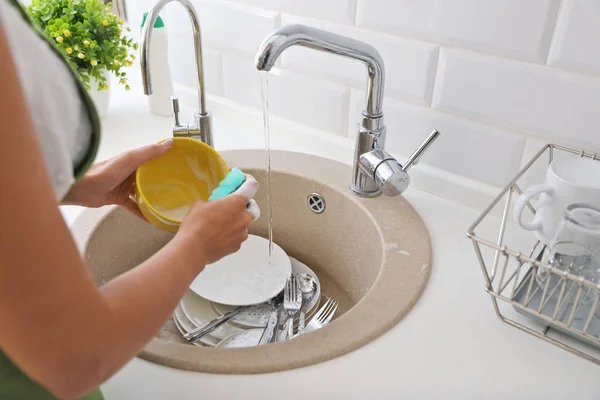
top-left (307, 193), bottom-right (326, 214)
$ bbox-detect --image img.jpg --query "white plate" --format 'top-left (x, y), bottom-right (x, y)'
top-left (190, 235), bottom-right (292, 306)
top-left (179, 290), bottom-right (241, 340)
top-left (216, 329), bottom-right (264, 348)
top-left (172, 304), bottom-right (220, 347)
top-left (211, 257), bottom-right (322, 329)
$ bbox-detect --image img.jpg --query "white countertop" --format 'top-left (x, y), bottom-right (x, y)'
top-left (62, 81), bottom-right (600, 399)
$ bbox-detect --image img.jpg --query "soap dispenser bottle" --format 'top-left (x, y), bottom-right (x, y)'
top-left (140, 12), bottom-right (174, 117)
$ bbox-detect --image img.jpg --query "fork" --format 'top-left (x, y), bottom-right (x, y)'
top-left (300, 297), bottom-right (338, 335)
top-left (279, 277), bottom-right (302, 341)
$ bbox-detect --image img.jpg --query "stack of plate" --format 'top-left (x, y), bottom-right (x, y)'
top-left (173, 235), bottom-right (321, 348)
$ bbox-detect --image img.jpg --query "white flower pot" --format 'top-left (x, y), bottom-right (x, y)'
top-left (87, 70), bottom-right (111, 119)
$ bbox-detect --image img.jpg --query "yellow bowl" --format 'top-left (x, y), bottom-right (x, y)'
top-left (136, 138), bottom-right (229, 232)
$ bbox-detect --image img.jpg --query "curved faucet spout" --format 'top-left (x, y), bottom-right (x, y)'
top-left (141, 0), bottom-right (207, 115)
top-left (255, 24), bottom-right (385, 118)
top-left (255, 24), bottom-right (438, 198)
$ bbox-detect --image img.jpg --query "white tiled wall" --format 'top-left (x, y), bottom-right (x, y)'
top-left (127, 0), bottom-right (600, 196)
top-left (548, 0), bottom-right (600, 76)
top-left (433, 48), bottom-right (600, 151)
top-left (222, 54), bottom-right (350, 135)
top-left (356, 0), bottom-right (561, 63)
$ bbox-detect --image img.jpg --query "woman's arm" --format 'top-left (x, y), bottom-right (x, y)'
top-left (0, 29), bottom-right (253, 400)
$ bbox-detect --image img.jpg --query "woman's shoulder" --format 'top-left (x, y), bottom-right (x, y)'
top-left (0, 0), bottom-right (94, 200)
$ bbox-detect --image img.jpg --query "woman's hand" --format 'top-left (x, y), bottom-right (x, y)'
top-left (62, 140), bottom-right (173, 219)
top-left (174, 176), bottom-right (259, 268)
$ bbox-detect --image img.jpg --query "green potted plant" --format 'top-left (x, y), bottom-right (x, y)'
top-left (27, 0), bottom-right (138, 118)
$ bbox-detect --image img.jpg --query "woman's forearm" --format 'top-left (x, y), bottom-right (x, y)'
top-left (96, 237), bottom-right (201, 381)
top-left (2, 234), bottom-right (201, 400)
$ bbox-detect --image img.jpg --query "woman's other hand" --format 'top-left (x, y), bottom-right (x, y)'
top-left (174, 176), bottom-right (259, 268)
top-left (62, 140), bottom-right (173, 218)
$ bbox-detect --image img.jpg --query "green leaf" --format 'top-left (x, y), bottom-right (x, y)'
top-left (25, 0), bottom-right (137, 88)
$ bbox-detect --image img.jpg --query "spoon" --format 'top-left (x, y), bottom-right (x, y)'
top-left (295, 273), bottom-right (318, 336)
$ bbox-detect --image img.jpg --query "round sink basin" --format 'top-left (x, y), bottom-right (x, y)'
top-left (72, 150), bottom-right (432, 374)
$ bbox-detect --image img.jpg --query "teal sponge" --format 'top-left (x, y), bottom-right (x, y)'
top-left (208, 168), bottom-right (246, 201)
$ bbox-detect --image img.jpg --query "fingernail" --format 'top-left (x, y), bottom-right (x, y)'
top-left (162, 139), bottom-right (174, 148)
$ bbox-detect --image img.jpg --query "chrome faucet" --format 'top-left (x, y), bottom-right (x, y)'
top-left (255, 24), bottom-right (440, 197)
top-left (140, 0), bottom-right (213, 147)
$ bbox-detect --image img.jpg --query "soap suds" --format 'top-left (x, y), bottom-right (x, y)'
top-left (397, 250), bottom-right (411, 256)
top-left (185, 155), bottom-right (213, 183)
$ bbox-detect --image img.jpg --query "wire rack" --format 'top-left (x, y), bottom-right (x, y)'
top-left (467, 143), bottom-right (600, 365)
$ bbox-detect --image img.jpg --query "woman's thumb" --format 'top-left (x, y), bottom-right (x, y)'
top-left (120, 140), bottom-right (173, 171)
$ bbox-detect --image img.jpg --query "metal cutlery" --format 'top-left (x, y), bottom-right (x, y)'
top-left (279, 277), bottom-right (303, 341)
top-left (184, 290), bottom-right (285, 345)
top-left (181, 277), bottom-right (334, 345)
top-left (183, 306), bottom-right (245, 344)
top-left (300, 297), bottom-right (338, 335)
top-left (296, 273), bottom-right (318, 336)
top-left (258, 310), bottom-right (279, 345)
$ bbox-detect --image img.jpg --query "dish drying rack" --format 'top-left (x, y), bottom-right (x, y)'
top-left (467, 143), bottom-right (600, 365)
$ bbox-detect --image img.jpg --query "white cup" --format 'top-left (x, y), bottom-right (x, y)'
top-left (514, 157), bottom-right (600, 244)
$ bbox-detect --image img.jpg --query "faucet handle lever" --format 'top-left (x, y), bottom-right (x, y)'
top-left (171, 96), bottom-right (181, 126)
top-left (359, 149), bottom-right (410, 197)
top-left (403, 129), bottom-right (440, 171)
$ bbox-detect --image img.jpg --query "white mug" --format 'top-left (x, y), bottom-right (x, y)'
top-left (514, 157), bottom-right (600, 244)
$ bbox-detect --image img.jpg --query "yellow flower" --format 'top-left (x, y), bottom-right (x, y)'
top-left (90, 59), bottom-right (98, 66)
top-left (113, 59), bottom-right (120, 66)
top-left (119, 19), bottom-right (124, 25)
top-left (103, 84), bottom-right (109, 91)
top-left (125, 85), bottom-right (131, 91)
top-left (74, 45), bottom-right (79, 51)
top-left (102, 19), bottom-right (109, 26)
top-left (77, 52), bottom-right (85, 59)
top-left (63, 30), bottom-right (71, 37)
top-left (83, 40), bottom-right (90, 47)
top-left (131, 55), bottom-right (136, 60)
top-left (56, 36), bottom-right (63, 43)
top-left (120, 79), bottom-right (126, 85)
top-left (65, 47), bottom-right (73, 54)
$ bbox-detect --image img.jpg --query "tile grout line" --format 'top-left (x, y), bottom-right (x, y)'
top-left (192, 43), bottom-right (586, 154)
top-left (276, 7), bottom-right (600, 79)
top-left (427, 46), bottom-right (443, 108)
top-left (544, 0), bottom-right (566, 65)
top-left (171, 1), bottom-right (600, 155)
top-left (173, 0), bottom-right (600, 80)
top-left (432, 42), bottom-right (600, 80)
top-left (208, 48), bottom-right (542, 146)
top-left (513, 135), bottom-right (530, 180)
top-left (204, 3), bottom-right (600, 80)
top-left (180, 84), bottom-right (511, 196)
top-left (176, 83), bottom-right (556, 195)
